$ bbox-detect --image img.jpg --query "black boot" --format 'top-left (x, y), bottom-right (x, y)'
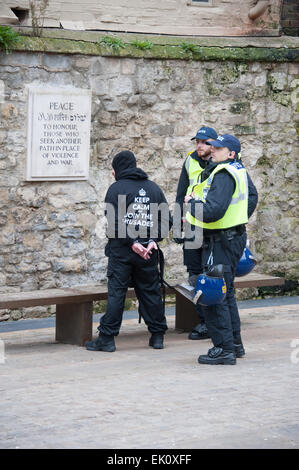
top-left (149, 333), bottom-right (164, 349)
top-left (198, 346), bottom-right (236, 365)
top-left (188, 323), bottom-right (210, 340)
top-left (85, 333), bottom-right (116, 352)
top-left (234, 343), bottom-right (245, 358)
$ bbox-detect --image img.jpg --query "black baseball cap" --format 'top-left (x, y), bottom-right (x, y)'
top-left (191, 126), bottom-right (218, 141)
top-left (207, 134), bottom-right (241, 154)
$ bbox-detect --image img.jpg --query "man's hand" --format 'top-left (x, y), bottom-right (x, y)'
top-left (145, 240), bottom-right (158, 257)
top-left (132, 241), bottom-right (158, 260)
top-left (184, 193), bottom-right (194, 205)
top-left (132, 242), bottom-right (150, 259)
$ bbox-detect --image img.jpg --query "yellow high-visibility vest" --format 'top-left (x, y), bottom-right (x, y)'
top-left (185, 161), bottom-right (249, 230)
top-left (185, 152), bottom-right (205, 195)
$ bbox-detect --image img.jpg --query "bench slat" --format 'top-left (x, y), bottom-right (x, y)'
top-left (234, 272), bottom-right (285, 288)
top-left (0, 286), bottom-right (111, 309)
top-left (0, 286), bottom-right (174, 309)
top-left (0, 273), bottom-right (284, 310)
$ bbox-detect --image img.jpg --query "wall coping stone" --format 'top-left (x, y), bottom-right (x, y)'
top-left (8, 28), bottom-right (299, 63)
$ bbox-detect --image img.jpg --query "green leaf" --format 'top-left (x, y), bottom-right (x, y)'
top-left (130, 39), bottom-right (153, 50)
top-left (98, 35), bottom-right (126, 51)
top-left (0, 26), bottom-right (20, 54)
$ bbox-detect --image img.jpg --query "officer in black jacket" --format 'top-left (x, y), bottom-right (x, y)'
top-left (85, 151), bottom-right (171, 352)
top-left (175, 126), bottom-right (218, 340)
top-left (185, 135), bottom-right (258, 365)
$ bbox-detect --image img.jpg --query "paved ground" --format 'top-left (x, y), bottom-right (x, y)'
top-left (0, 297), bottom-right (298, 449)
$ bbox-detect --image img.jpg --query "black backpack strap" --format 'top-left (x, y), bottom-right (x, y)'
top-left (157, 246), bottom-right (166, 315)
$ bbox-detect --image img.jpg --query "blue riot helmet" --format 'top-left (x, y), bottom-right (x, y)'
top-left (235, 247), bottom-right (256, 277)
top-left (193, 264), bottom-right (227, 306)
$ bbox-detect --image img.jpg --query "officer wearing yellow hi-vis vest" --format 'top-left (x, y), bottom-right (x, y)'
top-left (186, 159), bottom-right (249, 230)
top-left (175, 126), bottom-right (218, 341)
top-left (185, 134), bottom-right (258, 365)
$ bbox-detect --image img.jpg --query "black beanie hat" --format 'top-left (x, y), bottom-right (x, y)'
top-left (112, 151), bottom-right (136, 177)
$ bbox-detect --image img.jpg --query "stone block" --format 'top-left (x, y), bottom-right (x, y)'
top-left (1, 103), bottom-right (18, 120)
top-left (114, 111), bottom-right (135, 126)
top-left (136, 66), bottom-right (166, 94)
top-left (22, 306), bottom-right (48, 319)
top-left (126, 123), bottom-right (142, 138)
top-left (43, 233), bottom-right (62, 257)
top-left (0, 55), bottom-right (9, 66)
top-left (233, 125), bottom-right (256, 135)
top-left (103, 99), bottom-right (120, 112)
top-left (11, 310), bottom-right (22, 320)
top-left (229, 102), bottom-right (249, 114)
top-left (61, 228), bottom-right (84, 238)
top-left (288, 64), bottom-right (299, 76)
top-left (269, 72), bottom-right (288, 92)
top-left (90, 77), bottom-right (109, 96)
top-left (73, 57), bottom-right (91, 69)
top-left (100, 127), bottom-right (120, 139)
top-left (140, 94), bottom-right (157, 107)
top-left (223, 115), bottom-right (246, 125)
top-left (151, 124), bottom-right (174, 136)
top-left (17, 187), bottom-right (46, 208)
top-left (0, 211), bottom-right (7, 225)
top-left (95, 110), bottom-right (113, 125)
top-left (91, 57), bottom-right (120, 75)
top-left (121, 59), bottom-right (136, 75)
top-left (41, 54), bottom-right (72, 71)
top-left (0, 189), bottom-right (9, 207)
top-left (61, 238), bottom-right (87, 256)
top-left (36, 262), bottom-right (51, 272)
top-left (110, 76), bottom-right (134, 96)
top-left (0, 272), bottom-right (6, 286)
top-left (51, 258), bottom-right (87, 273)
top-left (0, 80), bottom-right (4, 104)
top-left (0, 229), bottom-right (15, 246)
top-left (22, 233), bottom-right (43, 251)
top-left (76, 212), bottom-right (97, 231)
top-left (254, 73), bottom-right (267, 87)
top-left (8, 53), bottom-right (41, 68)
top-left (48, 196), bottom-right (72, 209)
top-left (127, 94), bottom-right (140, 106)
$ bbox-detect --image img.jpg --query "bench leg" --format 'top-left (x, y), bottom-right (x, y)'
top-left (175, 292), bottom-right (199, 331)
top-left (55, 302), bottom-right (93, 346)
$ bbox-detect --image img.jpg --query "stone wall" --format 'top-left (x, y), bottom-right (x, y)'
top-left (0, 37), bottom-right (298, 320)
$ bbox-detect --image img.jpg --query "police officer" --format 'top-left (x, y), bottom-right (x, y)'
top-left (175, 126), bottom-right (218, 340)
top-left (185, 135), bottom-right (258, 365)
top-left (85, 151), bottom-right (171, 352)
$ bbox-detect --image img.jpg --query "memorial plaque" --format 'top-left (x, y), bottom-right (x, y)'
top-left (26, 87), bottom-right (92, 181)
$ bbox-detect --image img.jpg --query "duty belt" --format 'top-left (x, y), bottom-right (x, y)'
top-left (203, 226), bottom-right (245, 242)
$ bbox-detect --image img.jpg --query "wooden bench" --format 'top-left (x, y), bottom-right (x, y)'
top-left (0, 272), bottom-right (285, 346)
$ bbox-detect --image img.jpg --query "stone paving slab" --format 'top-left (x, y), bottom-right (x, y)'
top-left (0, 303), bottom-right (298, 449)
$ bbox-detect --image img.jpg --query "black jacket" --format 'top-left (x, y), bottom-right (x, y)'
top-left (104, 167), bottom-right (172, 246)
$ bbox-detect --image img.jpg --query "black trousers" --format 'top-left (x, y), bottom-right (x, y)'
top-left (183, 246), bottom-right (206, 324)
top-left (99, 243), bottom-right (168, 337)
top-left (201, 232), bottom-right (247, 352)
